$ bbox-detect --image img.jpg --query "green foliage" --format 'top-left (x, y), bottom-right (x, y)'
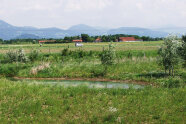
top-left (80, 34), bottom-right (94, 42)
top-left (4, 50), bottom-right (18, 63)
top-left (178, 35), bottom-right (186, 66)
top-left (158, 35), bottom-right (182, 76)
top-left (61, 48), bottom-right (70, 56)
top-left (0, 38), bottom-right (3, 44)
top-left (161, 78), bottom-right (183, 88)
top-left (28, 50), bottom-right (39, 62)
top-left (4, 49), bottom-right (28, 63)
top-left (0, 64), bottom-right (25, 76)
top-left (101, 44), bottom-right (115, 65)
top-left (17, 49), bottom-right (28, 63)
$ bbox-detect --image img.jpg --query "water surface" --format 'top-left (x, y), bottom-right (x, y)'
top-left (20, 79), bottom-right (144, 89)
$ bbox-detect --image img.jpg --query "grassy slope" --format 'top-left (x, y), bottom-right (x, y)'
top-left (0, 78), bottom-right (185, 123)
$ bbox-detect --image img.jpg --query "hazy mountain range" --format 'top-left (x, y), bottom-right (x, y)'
top-left (0, 20), bottom-right (186, 40)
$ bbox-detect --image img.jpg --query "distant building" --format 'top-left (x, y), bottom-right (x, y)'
top-left (73, 39), bottom-right (83, 47)
top-left (72, 39), bottom-right (83, 42)
top-left (95, 38), bottom-right (102, 42)
top-left (39, 40), bottom-right (56, 44)
top-left (119, 37), bottom-right (136, 42)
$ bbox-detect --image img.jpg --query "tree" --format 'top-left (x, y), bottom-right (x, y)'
top-left (158, 35), bottom-right (182, 76)
top-left (0, 38), bottom-right (3, 44)
top-left (81, 34), bottom-right (90, 42)
top-left (178, 35), bottom-right (186, 66)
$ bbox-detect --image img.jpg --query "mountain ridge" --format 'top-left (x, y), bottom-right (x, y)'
top-left (0, 20), bottom-right (185, 40)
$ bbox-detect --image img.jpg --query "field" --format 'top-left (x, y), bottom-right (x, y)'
top-left (0, 41), bottom-right (160, 53)
top-left (0, 41), bottom-right (185, 123)
top-left (0, 78), bottom-right (185, 123)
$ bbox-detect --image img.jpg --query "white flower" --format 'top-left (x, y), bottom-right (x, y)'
top-left (109, 107), bottom-right (117, 112)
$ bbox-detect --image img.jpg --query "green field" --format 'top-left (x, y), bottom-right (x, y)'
top-left (0, 41), bottom-right (185, 123)
top-left (0, 41), bottom-right (161, 53)
top-left (0, 78), bottom-right (185, 123)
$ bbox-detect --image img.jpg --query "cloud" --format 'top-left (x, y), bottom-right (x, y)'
top-left (0, 0), bottom-right (186, 28)
top-left (64, 0), bottom-right (113, 11)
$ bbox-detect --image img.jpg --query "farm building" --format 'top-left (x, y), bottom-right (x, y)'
top-left (73, 39), bottom-right (83, 47)
top-left (72, 39), bottom-right (83, 42)
top-left (95, 38), bottom-right (102, 42)
top-left (119, 37), bottom-right (136, 42)
top-left (39, 40), bottom-right (56, 44)
top-left (119, 37), bottom-right (143, 42)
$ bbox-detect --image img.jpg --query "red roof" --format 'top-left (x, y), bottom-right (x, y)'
top-left (119, 37), bottom-right (136, 41)
top-left (73, 39), bottom-right (83, 42)
top-left (39, 40), bottom-right (56, 43)
top-left (95, 38), bottom-right (102, 42)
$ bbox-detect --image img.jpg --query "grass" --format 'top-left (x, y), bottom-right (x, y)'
top-left (0, 41), bottom-right (163, 53)
top-left (0, 41), bottom-right (185, 123)
top-left (0, 41), bottom-right (185, 86)
top-left (0, 78), bottom-right (185, 123)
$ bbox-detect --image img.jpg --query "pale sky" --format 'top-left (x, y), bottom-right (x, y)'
top-left (0, 0), bottom-right (186, 29)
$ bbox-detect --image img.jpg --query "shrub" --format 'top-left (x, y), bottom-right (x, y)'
top-left (28, 50), bottom-right (39, 62)
top-left (91, 66), bottom-right (106, 77)
top-left (0, 64), bottom-right (21, 76)
top-left (61, 48), bottom-right (70, 56)
top-left (17, 49), bottom-right (28, 63)
top-left (4, 49), bottom-right (28, 63)
top-left (101, 44), bottom-right (115, 65)
top-left (161, 78), bottom-right (182, 88)
top-left (4, 50), bottom-right (18, 63)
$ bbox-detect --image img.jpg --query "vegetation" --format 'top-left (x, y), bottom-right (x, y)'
top-left (0, 34), bottom-right (163, 44)
top-left (0, 38), bottom-right (185, 123)
top-left (101, 43), bottom-right (115, 65)
top-left (0, 78), bottom-right (185, 123)
top-left (158, 35), bottom-right (182, 76)
top-left (178, 35), bottom-right (186, 66)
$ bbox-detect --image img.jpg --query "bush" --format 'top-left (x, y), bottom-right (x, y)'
top-left (28, 50), bottom-right (39, 62)
top-left (101, 44), bottom-right (115, 65)
top-left (4, 50), bottom-right (18, 63)
top-left (4, 49), bottom-right (28, 63)
top-left (0, 64), bottom-right (21, 76)
top-left (61, 48), bottom-right (70, 56)
top-left (91, 66), bottom-right (106, 77)
top-left (161, 78), bottom-right (183, 88)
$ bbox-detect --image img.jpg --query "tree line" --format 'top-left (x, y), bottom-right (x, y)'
top-left (0, 34), bottom-right (163, 44)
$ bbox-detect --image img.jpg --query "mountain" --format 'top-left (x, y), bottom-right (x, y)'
top-left (0, 20), bottom-right (67, 40)
top-left (108, 27), bottom-right (168, 37)
top-left (15, 34), bottom-right (40, 39)
top-left (154, 27), bottom-right (186, 35)
top-left (66, 24), bottom-right (105, 36)
top-left (0, 20), bottom-right (185, 40)
top-left (0, 20), bottom-right (14, 29)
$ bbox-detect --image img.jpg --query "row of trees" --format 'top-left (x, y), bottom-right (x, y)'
top-left (0, 34), bottom-right (163, 44)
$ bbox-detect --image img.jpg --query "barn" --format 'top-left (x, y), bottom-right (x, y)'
top-left (119, 37), bottom-right (136, 42)
top-left (72, 39), bottom-right (83, 42)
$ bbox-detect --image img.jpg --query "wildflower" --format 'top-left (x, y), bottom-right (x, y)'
top-left (109, 107), bottom-right (117, 112)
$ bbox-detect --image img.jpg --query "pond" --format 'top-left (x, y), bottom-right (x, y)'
top-left (19, 79), bottom-right (144, 89)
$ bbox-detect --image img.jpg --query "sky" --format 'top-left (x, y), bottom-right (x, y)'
top-left (0, 0), bottom-right (186, 29)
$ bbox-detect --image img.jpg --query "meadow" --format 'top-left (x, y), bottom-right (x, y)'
top-left (0, 41), bottom-right (185, 123)
top-left (0, 78), bottom-right (185, 123)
